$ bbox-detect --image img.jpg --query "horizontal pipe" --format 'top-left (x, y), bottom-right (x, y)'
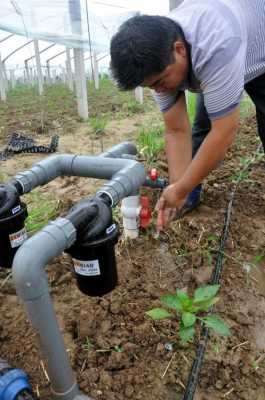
top-left (12, 156), bottom-right (146, 206)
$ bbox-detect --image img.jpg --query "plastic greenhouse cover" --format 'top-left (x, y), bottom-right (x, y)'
top-left (0, 0), bottom-right (137, 53)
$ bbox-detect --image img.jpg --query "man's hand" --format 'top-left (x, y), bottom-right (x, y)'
top-left (155, 182), bottom-right (188, 231)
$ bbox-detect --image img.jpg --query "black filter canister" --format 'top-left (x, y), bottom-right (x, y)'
top-left (0, 200), bottom-right (28, 269)
top-left (67, 222), bottom-right (119, 296)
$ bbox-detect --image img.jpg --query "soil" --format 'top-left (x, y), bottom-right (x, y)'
top-left (0, 109), bottom-right (265, 400)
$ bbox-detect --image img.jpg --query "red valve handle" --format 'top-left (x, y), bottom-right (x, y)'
top-left (150, 168), bottom-right (158, 181)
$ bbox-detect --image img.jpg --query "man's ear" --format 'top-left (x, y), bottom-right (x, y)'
top-left (173, 41), bottom-right (187, 59)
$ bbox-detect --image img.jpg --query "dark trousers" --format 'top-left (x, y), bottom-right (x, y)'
top-left (192, 72), bottom-right (265, 156)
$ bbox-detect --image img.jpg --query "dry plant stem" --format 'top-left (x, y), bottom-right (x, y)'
top-left (231, 341), bottom-right (249, 351)
top-left (40, 360), bottom-right (50, 382)
top-left (161, 353), bottom-right (176, 379)
top-left (0, 272), bottom-right (12, 288)
top-left (223, 388), bottom-right (234, 398)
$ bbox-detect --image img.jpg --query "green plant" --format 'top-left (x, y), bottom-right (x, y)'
top-left (25, 192), bottom-right (59, 235)
top-left (89, 116), bottom-right (107, 136)
top-left (137, 123), bottom-right (164, 163)
top-left (146, 285), bottom-right (230, 343)
top-left (231, 151), bottom-right (264, 184)
top-left (82, 337), bottom-right (94, 352)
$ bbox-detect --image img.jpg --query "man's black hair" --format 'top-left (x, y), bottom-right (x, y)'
top-left (110, 14), bottom-right (186, 90)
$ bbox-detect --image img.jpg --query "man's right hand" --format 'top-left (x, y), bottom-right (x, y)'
top-left (156, 197), bottom-right (177, 232)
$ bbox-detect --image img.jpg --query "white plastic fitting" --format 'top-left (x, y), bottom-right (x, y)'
top-left (120, 195), bottom-right (141, 239)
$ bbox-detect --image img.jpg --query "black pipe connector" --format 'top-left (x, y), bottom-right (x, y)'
top-left (0, 184), bottom-right (28, 268)
top-left (67, 196), bottom-right (112, 243)
top-left (0, 183), bottom-right (20, 218)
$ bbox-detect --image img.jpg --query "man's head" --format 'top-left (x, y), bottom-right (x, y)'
top-left (110, 15), bottom-right (189, 93)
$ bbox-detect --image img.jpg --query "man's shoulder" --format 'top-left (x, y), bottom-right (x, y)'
top-left (169, 0), bottom-right (242, 42)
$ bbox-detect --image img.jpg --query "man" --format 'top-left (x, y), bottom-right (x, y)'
top-left (110, 0), bottom-right (265, 231)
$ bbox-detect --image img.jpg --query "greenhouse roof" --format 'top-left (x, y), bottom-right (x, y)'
top-left (0, 0), bottom-right (138, 53)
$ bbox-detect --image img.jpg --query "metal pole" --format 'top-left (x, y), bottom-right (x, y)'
top-left (10, 70), bottom-right (16, 89)
top-left (3, 40), bottom-right (34, 63)
top-left (46, 61), bottom-right (51, 84)
top-left (73, 48), bottom-right (89, 119)
top-left (0, 33), bottom-right (15, 43)
top-left (69, 0), bottom-right (89, 119)
top-left (0, 53), bottom-right (7, 101)
top-left (92, 51), bottom-right (99, 90)
top-left (25, 43), bottom-right (56, 64)
top-left (24, 60), bottom-right (31, 84)
top-left (65, 48), bottom-right (74, 90)
top-left (2, 61), bottom-right (8, 91)
top-left (34, 39), bottom-right (44, 95)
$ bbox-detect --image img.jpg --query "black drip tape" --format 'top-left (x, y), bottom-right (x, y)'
top-left (182, 189), bottom-right (236, 400)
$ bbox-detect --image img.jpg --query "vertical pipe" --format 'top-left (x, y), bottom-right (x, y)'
top-left (34, 39), bottom-right (44, 95)
top-left (26, 293), bottom-right (79, 399)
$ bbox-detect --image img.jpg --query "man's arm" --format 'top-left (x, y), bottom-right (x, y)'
top-left (159, 106), bottom-right (240, 212)
top-left (163, 92), bottom-right (192, 183)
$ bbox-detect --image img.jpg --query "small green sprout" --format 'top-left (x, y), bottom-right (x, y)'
top-left (146, 284), bottom-right (230, 343)
top-left (89, 116), bottom-right (107, 136)
top-left (82, 337), bottom-right (94, 352)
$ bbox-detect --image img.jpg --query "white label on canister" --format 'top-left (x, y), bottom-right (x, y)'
top-left (12, 205), bottom-right (21, 215)
top-left (106, 223), bottom-right (116, 235)
top-left (73, 258), bottom-right (100, 276)
top-left (9, 227), bottom-right (27, 248)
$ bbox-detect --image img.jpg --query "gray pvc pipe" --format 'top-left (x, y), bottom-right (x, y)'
top-left (12, 142), bottom-right (147, 399)
top-left (13, 218), bottom-right (79, 399)
top-left (13, 142), bottom-right (145, 205)
top-left (99, 141), bottom-right (137, 158)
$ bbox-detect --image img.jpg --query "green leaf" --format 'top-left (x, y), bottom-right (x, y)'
top-left (146, 308), bottom-right (172, 320)
top-left (193, 297), bottom-right (219, 311)
top-left (194, 285), bottom-right (220, 303)
top-left (207, 234), bottom-right (218, 243)
top-left (176, 290), bottom-right (194, 311)
top-left (179, 325), bottom-right (195, 343)
top-left (202, 315), bottom-right (231, 336)
top-left (176, 289), bottom-right (189, 302)
top-left (161, 294), bottom-right (183, 311)
top-left (182, 312), bottom-right (196, 328)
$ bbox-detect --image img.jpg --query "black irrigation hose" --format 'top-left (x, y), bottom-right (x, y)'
top-left (0, 132), bottom-right (59, 161)
top-left (182, 145), bottom-right (263, 399)
top-left (182, 189), bottom-right (235, 400)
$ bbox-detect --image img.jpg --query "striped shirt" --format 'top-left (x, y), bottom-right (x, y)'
top-left (153, 0), bottom-right (265, 119)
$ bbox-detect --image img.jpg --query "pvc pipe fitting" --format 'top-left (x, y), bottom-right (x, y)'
top-left (120, 195), bottom-right (141, 239)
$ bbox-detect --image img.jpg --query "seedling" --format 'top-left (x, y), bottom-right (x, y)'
top-left (231, 151), bottom-right (264, 184)
top-left (89, 116), bottom-right (107, 136)
top-left (82, 337), bottom-right (94, 352)
top-left (25, 192), bottom-right (59, 235)
top-left (137, 123), bottom-right (164, 164)
top-left (82, 337), bottom-right (124, 354)
top-left (146, 284), bottom-right (230, 343)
